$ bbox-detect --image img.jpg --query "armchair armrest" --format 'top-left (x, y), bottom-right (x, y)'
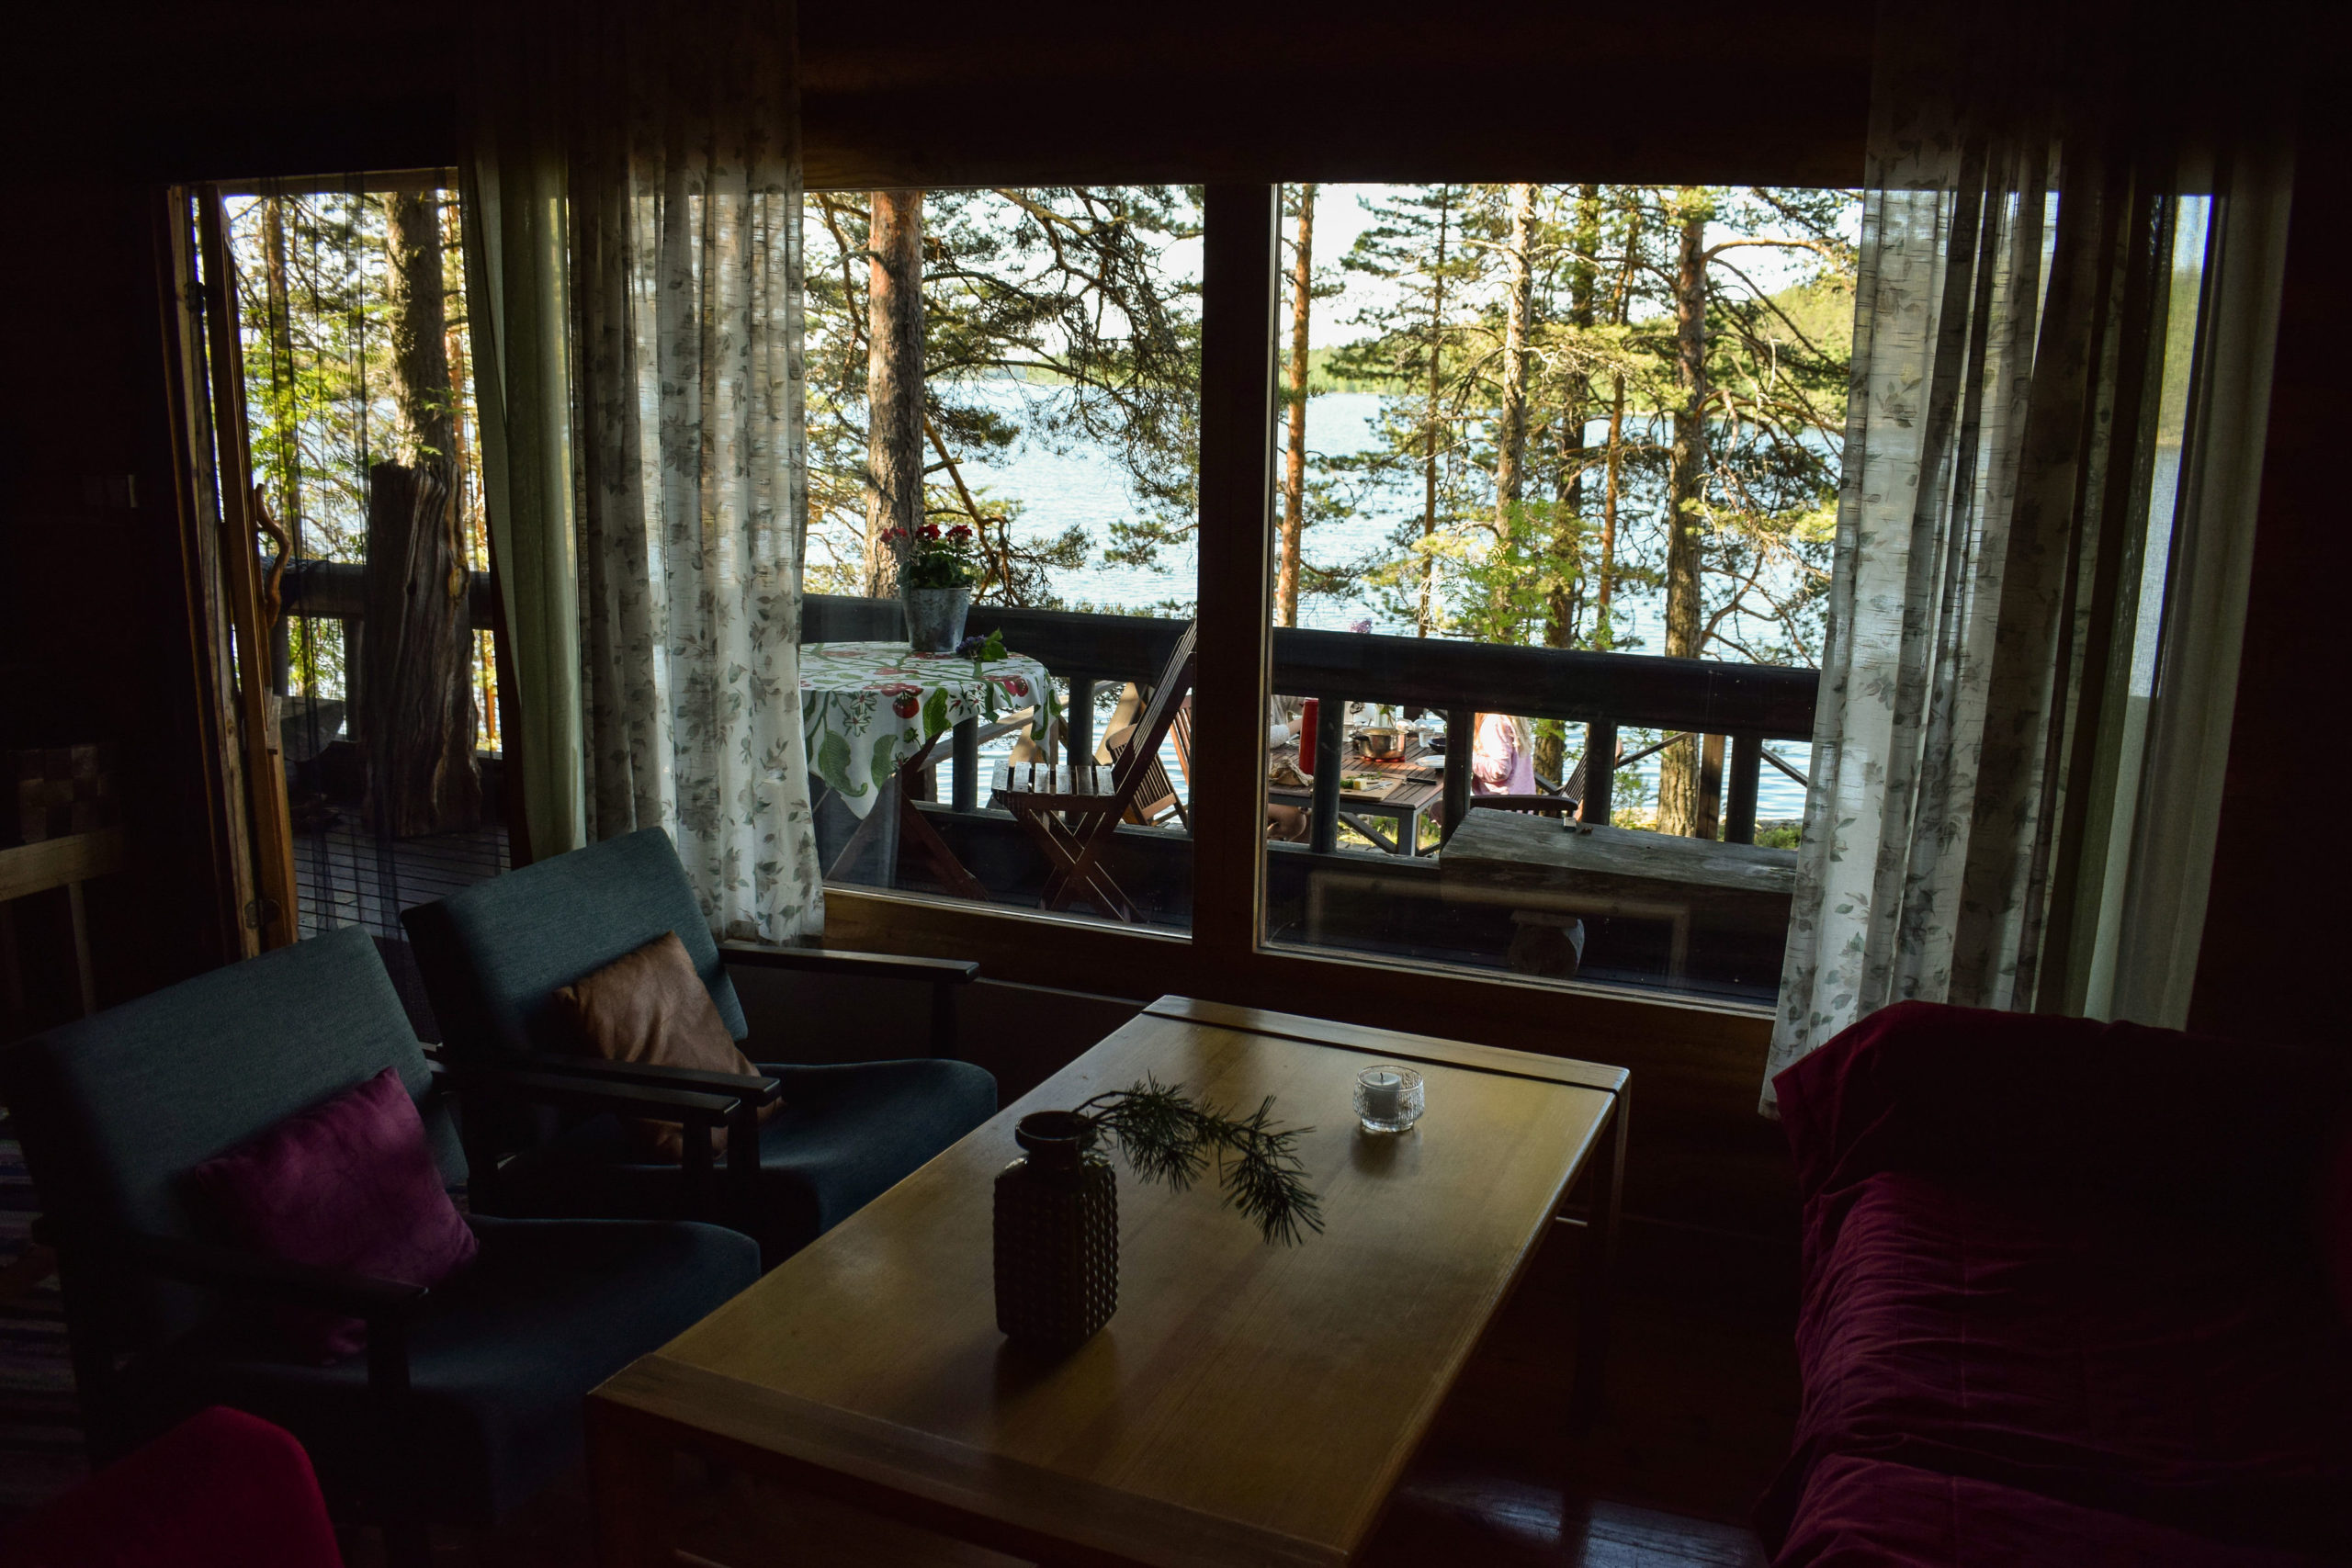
top-left (1776, 1001), bottom-right (2349, 1235)
top-left (461, 1066), bottom-right (741, 1129)
top-left (720, 943), bottom-right (978, 1058)
top-left (499, 1054), bottom-right (783, 1110)
top-left (719, 943), bottom-right (978, 987)
top-left (450, 1066), bottom-right (752, 1218)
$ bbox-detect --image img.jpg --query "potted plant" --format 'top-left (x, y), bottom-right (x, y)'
top-left (994, 1076), bottom-right (1322, 1353)
top-left (890, 521), bottom-right (981, 652)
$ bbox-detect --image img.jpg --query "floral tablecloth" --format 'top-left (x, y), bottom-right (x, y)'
top-left (801, 641), bottom-right (1060, 818)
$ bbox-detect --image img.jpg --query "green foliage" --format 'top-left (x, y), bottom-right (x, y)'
top-left (222, 189), bottom-right (484, 708)
top-left (1074, 1075), bottom-right (1325, 1247)
top-left (1291, 183), bottom-right (1857, 670)
top-left (802, 188), bottom-right (1203, 605)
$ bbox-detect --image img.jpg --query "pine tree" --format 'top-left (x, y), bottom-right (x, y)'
top-left (1331, 184), bottom-right (1478, 637)
top-left (1276, 183), bottom-right (1317, 628)
top-left (864, 190), bottom-right (925, 594)
top-left (804, 186), bottom-right (1201, 607)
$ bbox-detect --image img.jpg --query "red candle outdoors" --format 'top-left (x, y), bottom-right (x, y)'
top-left (1299, 698), bottom-right (1319, 773)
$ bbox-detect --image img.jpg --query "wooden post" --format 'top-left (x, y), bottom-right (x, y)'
top-left (1580, 720), bottom-right (1617, 826)
top-left (197, 188), bottom-right (300, 950)
top-left (1067, 676), bottom-right (1095, 764)
top-left (951, 717), bottom-right (978, 813)
top-left (1189, 185), bottom-right (1281, 964)
top-left (1310, 695), bottom-right (1344, 854)
top-left (1695, 732), bottom-right (1725, 840)
top-left (1725, 733), bottom-right (1762, 845)
top-left (1442, 708), bottom-right (1474, 843)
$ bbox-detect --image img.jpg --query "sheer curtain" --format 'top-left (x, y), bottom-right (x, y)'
top-left (566, 0), bottom-right (823, 943)
top-left (461, 32), bottom-right (587, 863)
top-left (1763, 9), bottom-right (2291, 1111)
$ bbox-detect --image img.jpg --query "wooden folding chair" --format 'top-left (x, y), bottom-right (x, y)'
top-left (992, 622), bottom-right (1196, 922)
top-left (1101, 700), bottom-right (1188, 828)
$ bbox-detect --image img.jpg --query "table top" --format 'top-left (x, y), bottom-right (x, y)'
top-left (590, 997), bottom-right (1623, 1568)
top-left (1442, 807), bottom-right (1798, 897)
top-left (1267, 736), bottom-right (1443, 811)
top-left (800, 640), bottom-right (1060, 819)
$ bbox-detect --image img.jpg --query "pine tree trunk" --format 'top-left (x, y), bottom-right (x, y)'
top-left (384, 193), bottom-right (455, 468)
top-left (368, 191), bottom-right (478, 836)
top-left (262, 198), bottom-right (301, 541)
top-left (1277, 184), bottom-right (1317, 627)
top-left (865, 190), bottom-right (926, 596)
top-left (1597, 198), bottom-right (1641, 653)
top-left (1537, 185), bottom-right (1600, 785)
top-left (1492, 184), bottom-right (1535, 530)
top-left (362, 462), bottom-right (480, 837)
top-left (1657, 190), bottom-right (1711, 837)
top-left (1419, 192), bottom-right (1452, 637)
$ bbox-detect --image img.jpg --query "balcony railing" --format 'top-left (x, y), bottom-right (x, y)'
top-left (803, 594), bottom-right (1817, 846)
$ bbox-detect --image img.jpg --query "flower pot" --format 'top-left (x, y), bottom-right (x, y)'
top-left (993, 1111), bottom-right (1118, 1354)
top-left (901, 586), bottom-right (971, 654)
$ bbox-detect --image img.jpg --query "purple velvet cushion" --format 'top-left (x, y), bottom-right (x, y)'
top-left (186, 1066), bottom-right (476, 1362)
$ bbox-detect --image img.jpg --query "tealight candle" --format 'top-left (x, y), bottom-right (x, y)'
top-left (1354, 1064), bottom-right (1425, 1134)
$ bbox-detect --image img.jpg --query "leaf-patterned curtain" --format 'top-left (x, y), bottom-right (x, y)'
top-left (569, 0), bottom-right (823, 943)
top-left (1763, 6), bottom-right (2285, 1110)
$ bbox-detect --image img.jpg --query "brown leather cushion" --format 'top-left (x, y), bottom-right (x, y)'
top-left (551, 931), bottom-right (778, 1161)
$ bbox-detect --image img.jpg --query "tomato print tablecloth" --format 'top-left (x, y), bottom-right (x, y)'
top-left (800, 641), bottom-right (1060, 818)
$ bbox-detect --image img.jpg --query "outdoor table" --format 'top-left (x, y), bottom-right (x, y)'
top-left (1440, 808), bottom-right (1796, 982)
top-left (1267, 732), bottom-right (1445, 855)
top-left (801, 640), bottom-right (1061, 898)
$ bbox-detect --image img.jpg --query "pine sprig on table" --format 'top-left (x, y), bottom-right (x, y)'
top-left (1074, 1075), bottom-right (1326, 1247)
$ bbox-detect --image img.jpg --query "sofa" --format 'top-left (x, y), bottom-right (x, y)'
top-left (1763, 1001), bottom-right (2352, 1566)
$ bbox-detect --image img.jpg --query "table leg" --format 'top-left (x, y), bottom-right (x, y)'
top-left (588, 1401), bottom-right (675, 1568)
top-left (896, 762), bottom-right (991, 901)
top-left (1570, 1084), bottom-right (1626, 1429)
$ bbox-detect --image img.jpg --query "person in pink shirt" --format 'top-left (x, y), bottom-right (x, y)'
top-left (1471, 711), bottom-right (1537, 795)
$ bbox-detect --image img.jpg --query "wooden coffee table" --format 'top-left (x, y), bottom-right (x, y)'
top-left (586, 997), bottom-right (1628, 1568)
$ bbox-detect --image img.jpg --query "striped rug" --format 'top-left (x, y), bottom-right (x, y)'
top-left (0, 1134), bottom-right (81, 1520)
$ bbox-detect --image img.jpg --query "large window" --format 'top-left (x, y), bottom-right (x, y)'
top-left (1257, 183), bottom-right (1859, 1004)
top-left (798, 186), bottom-right (1203, 931)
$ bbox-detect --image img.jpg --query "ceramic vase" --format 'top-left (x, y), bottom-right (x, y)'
top-left (993, 1111), bottom-right (1119, 1353)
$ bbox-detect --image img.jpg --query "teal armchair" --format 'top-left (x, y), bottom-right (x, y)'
top-left (0, 926), bottom-right (761, 1568)
top-left (401, 828), bottom-right (997, 1262)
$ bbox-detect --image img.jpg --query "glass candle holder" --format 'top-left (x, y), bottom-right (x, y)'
top-left (1354, 1065), bottom-right (1425, 1134)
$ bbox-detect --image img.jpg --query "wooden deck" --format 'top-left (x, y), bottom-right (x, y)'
top-left (293, 818), bottom-right (507, 940)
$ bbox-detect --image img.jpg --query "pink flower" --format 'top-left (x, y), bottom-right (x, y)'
top-left (997, 675), bottom-right (1030, 698)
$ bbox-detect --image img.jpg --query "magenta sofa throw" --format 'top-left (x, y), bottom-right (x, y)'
top-left (187, 1066), bottom-right (477, 1361)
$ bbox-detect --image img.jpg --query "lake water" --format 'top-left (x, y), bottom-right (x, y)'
top-left (910, 385), bottom-right (1814, 821)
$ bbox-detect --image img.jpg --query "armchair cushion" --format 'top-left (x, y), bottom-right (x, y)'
top-left (186, 1067), bottom-right (476, 1362)
top-left (143, 1215), bottom-right (760, 1525)
top-left (554, 932), bottom-right (781, 1159)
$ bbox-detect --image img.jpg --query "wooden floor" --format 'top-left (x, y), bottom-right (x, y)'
top-left (293, 818), bottom-right (507, 940)
top-left (358, 1222), bottom-right (1795, 1567)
